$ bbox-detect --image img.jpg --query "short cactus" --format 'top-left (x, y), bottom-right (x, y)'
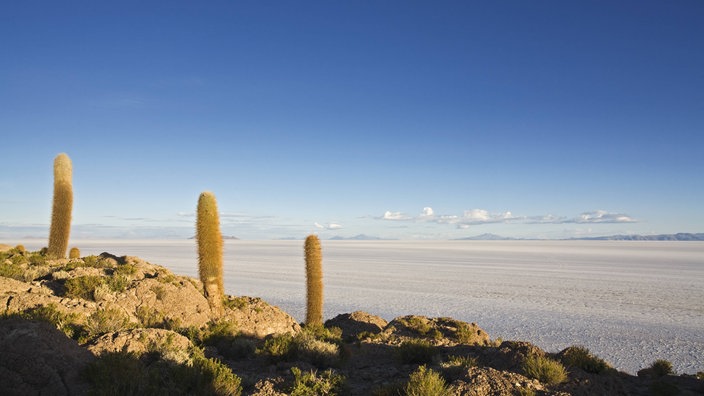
top-left (196, 191), bottom-right (224, 315)
top-left (304, 234), bottom-right (323, 325)
top-left (69, 247), bottom-right (81, 259)
top-left (48, 153), bottom-right (73, 259)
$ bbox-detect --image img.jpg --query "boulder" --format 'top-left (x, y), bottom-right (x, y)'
top-left (224, 296), bottom-right (300, 338)
top-left (0, 318), bottom-right (94, 395)
top-left (325, 311), bottom-right (388, 340)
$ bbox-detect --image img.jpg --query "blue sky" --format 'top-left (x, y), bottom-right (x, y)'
top-left (1, 1), bottom-right (703, 240)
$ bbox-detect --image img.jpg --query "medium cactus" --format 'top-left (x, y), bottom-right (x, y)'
top-left (304, 234), bottom-right (323, 325)
top-left (196, 191), bottom-right (224, 315)
top-left (48, 153), bottom-right (73, 259)
top-left (69, 247), bottom-right (81, 259)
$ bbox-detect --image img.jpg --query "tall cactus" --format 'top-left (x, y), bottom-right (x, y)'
top-left (304, 234), bottom-right (323, 325)
top-left (196, 191), bottom-right (224, 315)
top-left (48, 153), bottom-right (73, 259)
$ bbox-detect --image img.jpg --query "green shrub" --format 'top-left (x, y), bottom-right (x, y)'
top-left (561, 346), bottom-right (612, 374)
top-left (223, 296), bottom-right (249, 310)
top-left (28, 252), bottom-right (47, 266)
top-left (0, 260), bottom-right (24, 280)
top-left (455, 321), bottom-right (481, 344)
top-left (441, 354), bottom-right (477, 378)
top-left (114, 263), bottom-right (138, 276)
top-left (258, 328), bottom-right (341, 367)
top-left (192, 353), bottom-right (243, 396)
top-left (64, 275), bottom-right (105, 300)
top-left (522, 355), bottom-right (568, 385)
top-left (259, 333), bottom-right (297, 362)
top-left (295, 331), bottom-right (340, 368)
top-left (290, 366), bottom-right (345, 396)
top-left (107, 274), bottom-right (129, 293)
top-left (302, 323), bottom-right (343, 344)
top-left (135, 306), bottom-right (179, 330)
top-left (85, 307), bottom-right (131, 338)
top-left (396, 339), bottom-right (437, 364)
top-left (404, 365), bottom-right (453, 396)
top-left (517, 388), bottom-right (536, 396)
top-left (401, 316), bottom-right (432, 336)
top-left (17, 304), bottom-right (85, 340)
top-left (651, 359), bottom-right (674, 377)
top-left (83, 349), bottom-right (242, 396)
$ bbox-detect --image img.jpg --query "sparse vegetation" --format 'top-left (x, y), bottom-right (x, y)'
top-left (561, 345), bottom-right (612, 374)
top-left (522, 355), bottom-right (568, 385)
top-left (441, 354), bottom-right (478, 378)
top-left (64, 275), bottom-right (106, 300)
top-left (404, 365), bottom-right (453, 396)
top-left (83, 348), bottom-right (242, 396)
top-left (5, 304), bottom-right (86, 340)
top-left (651, 359), bottom-right (675, 377)
top-left (455, 321), bottom-right (482, 344)
top-left (290, 366), bottom-right (345, 396)
top-left (396, 339), bottom-right (437, 364)
top-left (85, 307), bottom-right (131, 338)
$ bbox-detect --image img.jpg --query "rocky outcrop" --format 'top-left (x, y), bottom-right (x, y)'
top-left (385, 315), bottom-right (491, 346)
top-left (88, 328), bottom-right (193, 364)
top-left (0, 318), bottom-right (94, 396)
top-left (225, 296), bottom-right (300, 338)
top-left (325, 310), bottom-right (388, 340)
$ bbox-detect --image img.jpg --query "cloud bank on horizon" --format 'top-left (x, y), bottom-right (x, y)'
top-left (380, 208), bottom-right (636, 229)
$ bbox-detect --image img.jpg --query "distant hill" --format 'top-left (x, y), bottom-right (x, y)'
top-left (455, 233), bottom-right (514, 241)
top-left (573, 233), bottom-right (704, 241)
top-left (329, 234), bottom-right (386, 241)
top-left (188, 235), bottom-right (239, 240)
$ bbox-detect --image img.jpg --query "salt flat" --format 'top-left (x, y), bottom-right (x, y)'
top-left (7, 239), bottom-right (703, 374)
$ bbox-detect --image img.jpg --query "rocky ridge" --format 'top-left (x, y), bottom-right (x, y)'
top-left (1, 245), bottom-right (702, 395)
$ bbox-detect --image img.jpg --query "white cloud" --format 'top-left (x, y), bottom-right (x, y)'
top-left (315, 222), bottom-right (343, 230)
top-left (377, 207), bottom-right (636, 227)
top-left (382, 211), bottom-right (412, 221)
top-left (570, 210), bottom-right (636, 224)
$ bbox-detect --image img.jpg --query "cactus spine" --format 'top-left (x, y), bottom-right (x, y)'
top-left (196, 191), bottom-right (224, 315)
top-left (304, 234), bottom-right (323, 325)
top-left (48, 153), bottom-right (73, 259)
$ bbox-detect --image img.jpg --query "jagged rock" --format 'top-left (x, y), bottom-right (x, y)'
top-left (0, 276), bottom-right (96, 319)
top-left (325, 311), bottom-right (388, 340)
top-left (491, 341), bottom-right (546, 370)
top-left (112, 277), bottom-right (212, 328)
top-left (0, 318), bottom-right (94, 396)
top-left (88, 328), bottom-right (193, 364)
top-left (224, 296), bottom-right (300, 338)
top-left (453, 366), bottom-right (544, 396)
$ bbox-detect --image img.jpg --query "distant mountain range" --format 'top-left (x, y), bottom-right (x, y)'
top-left (456, 232), bottom-right (704, 241)
top-left (329, 234), bottom-right (387, 241)
top-left (571, 233), bottom-right (704, 241)
top-left (456, 233), bottom-right (514, 240)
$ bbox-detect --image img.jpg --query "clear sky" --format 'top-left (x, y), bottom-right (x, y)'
top-left (1, 1), bottom-right (703, 240)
